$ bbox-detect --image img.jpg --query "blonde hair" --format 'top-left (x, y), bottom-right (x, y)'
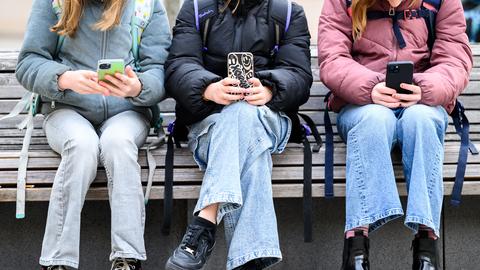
top-left (51, 0), bottom-right (125, 37)
top-left (351, 0), bottom-right (419, 41)
top-left (220, 0), bottom-right (240, 13)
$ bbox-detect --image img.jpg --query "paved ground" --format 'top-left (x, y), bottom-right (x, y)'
top-left (1, 197), bottom-right (479, 269)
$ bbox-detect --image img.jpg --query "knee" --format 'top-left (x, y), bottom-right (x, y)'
top-left (221, 102), bottom-right (261, 124)
top-left (348, 104), bottom-right (397, 138)
top-left (99, 132), bottom-right (138, 157)
top-left (64, 133), bottom-right (100, 161)
top-left (400, 105), bottom-right (447, 134)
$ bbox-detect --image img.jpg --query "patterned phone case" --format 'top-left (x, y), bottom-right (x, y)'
top-left (227, 52), bottom-right (254, 89)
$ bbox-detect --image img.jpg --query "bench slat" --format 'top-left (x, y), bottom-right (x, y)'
top-left (1, 181), bottom-right (480, 202)
top-left (0, 142), bottom-right (480, 170)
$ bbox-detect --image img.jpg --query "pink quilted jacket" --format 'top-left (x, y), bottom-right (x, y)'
top-left (318, 0), bottom-right (473, 113)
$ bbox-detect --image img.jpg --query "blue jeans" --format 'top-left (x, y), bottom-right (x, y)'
top-left (337, 104), bottom-right (449, 237)
top-left (188, 102), bottom-right (291, 270)
top-left (40, 109), bottom-right (149, 268)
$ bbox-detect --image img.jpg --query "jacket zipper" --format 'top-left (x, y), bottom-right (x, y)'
top-left (233, 18), bottom-right (244, 52)
top-left (101, 30), bottom-right (108, 121)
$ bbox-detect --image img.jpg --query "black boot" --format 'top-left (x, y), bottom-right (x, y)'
top-left (341, 231), bottom-right (370, 270)
top-left (165, 216), bottom-right (216, 270)
top-left (412, 231), bottom-right (441, 270)
top-left (111, 258), bottom-right (142, 270)
top-left (41, 266), bottom-right (67, 270)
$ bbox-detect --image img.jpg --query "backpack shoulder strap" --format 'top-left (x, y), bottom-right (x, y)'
top-left (131, 0), bottom-right (156, 67)
top-left (420, 0), bottom-right (443, 51)
top-left (52, 0), bottom-right (65, 57)
top-left (422, 0), bottom-right (442, 11)
top-left (194, 0), bottom-right (218, 51)
top-left (269, 0), bottom-right (292, 54)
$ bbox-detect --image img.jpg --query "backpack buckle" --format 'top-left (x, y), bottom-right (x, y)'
top-left (403, 10), bottom-right (418, 19)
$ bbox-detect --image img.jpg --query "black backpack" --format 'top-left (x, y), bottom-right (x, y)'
top-left (162, 0), bottom-right (321, 242)
top-left (323, 0), bottom-right (479, 206)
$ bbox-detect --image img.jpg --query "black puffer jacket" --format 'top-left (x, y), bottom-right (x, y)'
top-left (165, 0), bottom-right (312, 126)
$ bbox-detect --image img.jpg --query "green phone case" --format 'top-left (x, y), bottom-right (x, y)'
top-left (97, 59), bottom-right (125, 82)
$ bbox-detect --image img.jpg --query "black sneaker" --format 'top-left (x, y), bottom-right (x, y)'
top-left (341, 231), bottom-right (370, 270)
top-left (111, 258), bottom-right (142, 270)
top-left (412, 231), bottom-right (441, 270)
top-left (41, 267), bottom-right (67, 270)
top-left (165, 216), bottom-right (216, 270)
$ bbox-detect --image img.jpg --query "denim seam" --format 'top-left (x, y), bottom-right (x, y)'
top-left (427, 150), bottom-right (441, 199)
top-left (276, 112), bottom-right (292, 153)
top-left (405, 216), bottom-right (440, 237)
top-left (99, 150), bottom-right (114, 192)
top-left (349, 130), bottom-right (369, 216)
top-left (56, 140), bottom-right (70, 250)
top-left (226, 248), bottom-right (282, 270)
top-left (190, 121), bottom-right (216, 171)
top-left (110, 251), bottom-right (147, 261)
top-left (40, 258), bottom-right (78, 269)
top-left (193, 192), bottom-right (243, 224)
top-left (346, 208), bottom-right (404, 233)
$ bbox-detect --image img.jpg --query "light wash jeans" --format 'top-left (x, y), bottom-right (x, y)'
top-left (39, 109), bottom-right (150, 269)
top-left (188, 102), bottom-right (291, 270)
top-left (337, 104), bottom-right (449, 237)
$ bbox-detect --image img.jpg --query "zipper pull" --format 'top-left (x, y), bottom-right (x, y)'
top-left (51, 101), bottom-right (56, 109)
top-left (389, 6), bottom-right (395, 16)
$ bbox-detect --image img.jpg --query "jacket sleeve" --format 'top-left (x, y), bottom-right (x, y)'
top-left (165, 0), bottom-right (222, 119)
top-left (16, 0), bottom-right (71, 100)
top-left (318, 0), bottom-right (384, 105)
top-left (414, 0), bottom-right (472, 107)
top-left (257, 4), bottom-right (313, 112)
top-left (128, 0), bottom-right (172, 107)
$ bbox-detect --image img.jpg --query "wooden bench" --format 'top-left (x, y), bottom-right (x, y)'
top-left (0, 45), bottom-right (480, 204)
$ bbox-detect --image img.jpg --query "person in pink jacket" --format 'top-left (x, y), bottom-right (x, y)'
top-left (318, 0), bottom-right (472, 268)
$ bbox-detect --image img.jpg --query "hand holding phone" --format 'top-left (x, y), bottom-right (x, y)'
top-left (98, 61), bottom-right (142, 98)
top-left (392, 83), bottom-right (422, 107)
top-left (243, 78), bottom-right (273, 106)
top-left (58, 70), bottom-right (108, 95)
top-left (203, 78), bottom-right (245, 105)
top-left (97, 59), bottom-right (125, 82)
top-left (386, 61), bottom-right (414, 94)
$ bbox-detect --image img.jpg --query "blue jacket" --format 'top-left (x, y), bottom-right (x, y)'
top-left (16, 0), bottom-right (172, 125)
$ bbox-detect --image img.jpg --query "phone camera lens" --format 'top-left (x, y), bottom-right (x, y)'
top-left (99, 63), bottom-right (111, 69)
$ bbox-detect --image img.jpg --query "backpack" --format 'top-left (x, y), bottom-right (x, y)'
top-left (323, 0), bottom-right (479, 206)
top-left (0, 0), bottom-right (164, 220)
top-left (162, 0), bottom-right (322, 243)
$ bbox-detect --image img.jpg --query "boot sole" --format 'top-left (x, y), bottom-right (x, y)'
top-left (165, 258), bottom-right (206, 270)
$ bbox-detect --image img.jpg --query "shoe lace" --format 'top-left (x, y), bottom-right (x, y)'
top-left (111, 258), bottom-right (139, 270)
top-left (181, 224), bottom-right (213, 255)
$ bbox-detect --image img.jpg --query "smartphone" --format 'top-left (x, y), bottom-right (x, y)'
top-left (386, 61), bottom-right (414, 94)
top-left (227, 52), bottom-right (254, 90)
top-left (97, 59), bottom-right (125, 82)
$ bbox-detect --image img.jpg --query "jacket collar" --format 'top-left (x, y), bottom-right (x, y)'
top-left (228, 0), bottom-right (265, 16)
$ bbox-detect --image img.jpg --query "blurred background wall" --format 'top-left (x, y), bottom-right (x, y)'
top-left (1, 0), bottom-right (479, 50)
top-left (0, 0), bottom-right (323, 50)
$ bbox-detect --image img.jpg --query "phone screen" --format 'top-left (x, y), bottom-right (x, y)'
top-left (97, 59), bottom-right (125, 82)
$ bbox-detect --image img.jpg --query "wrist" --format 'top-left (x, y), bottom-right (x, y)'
top-left (58, 71), bottom-right (71, 91)
top-left (203, 84), bottom-right (216, 101)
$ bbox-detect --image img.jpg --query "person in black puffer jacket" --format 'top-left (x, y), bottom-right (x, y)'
top-left (164, 0), bottom-right (312, 269)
